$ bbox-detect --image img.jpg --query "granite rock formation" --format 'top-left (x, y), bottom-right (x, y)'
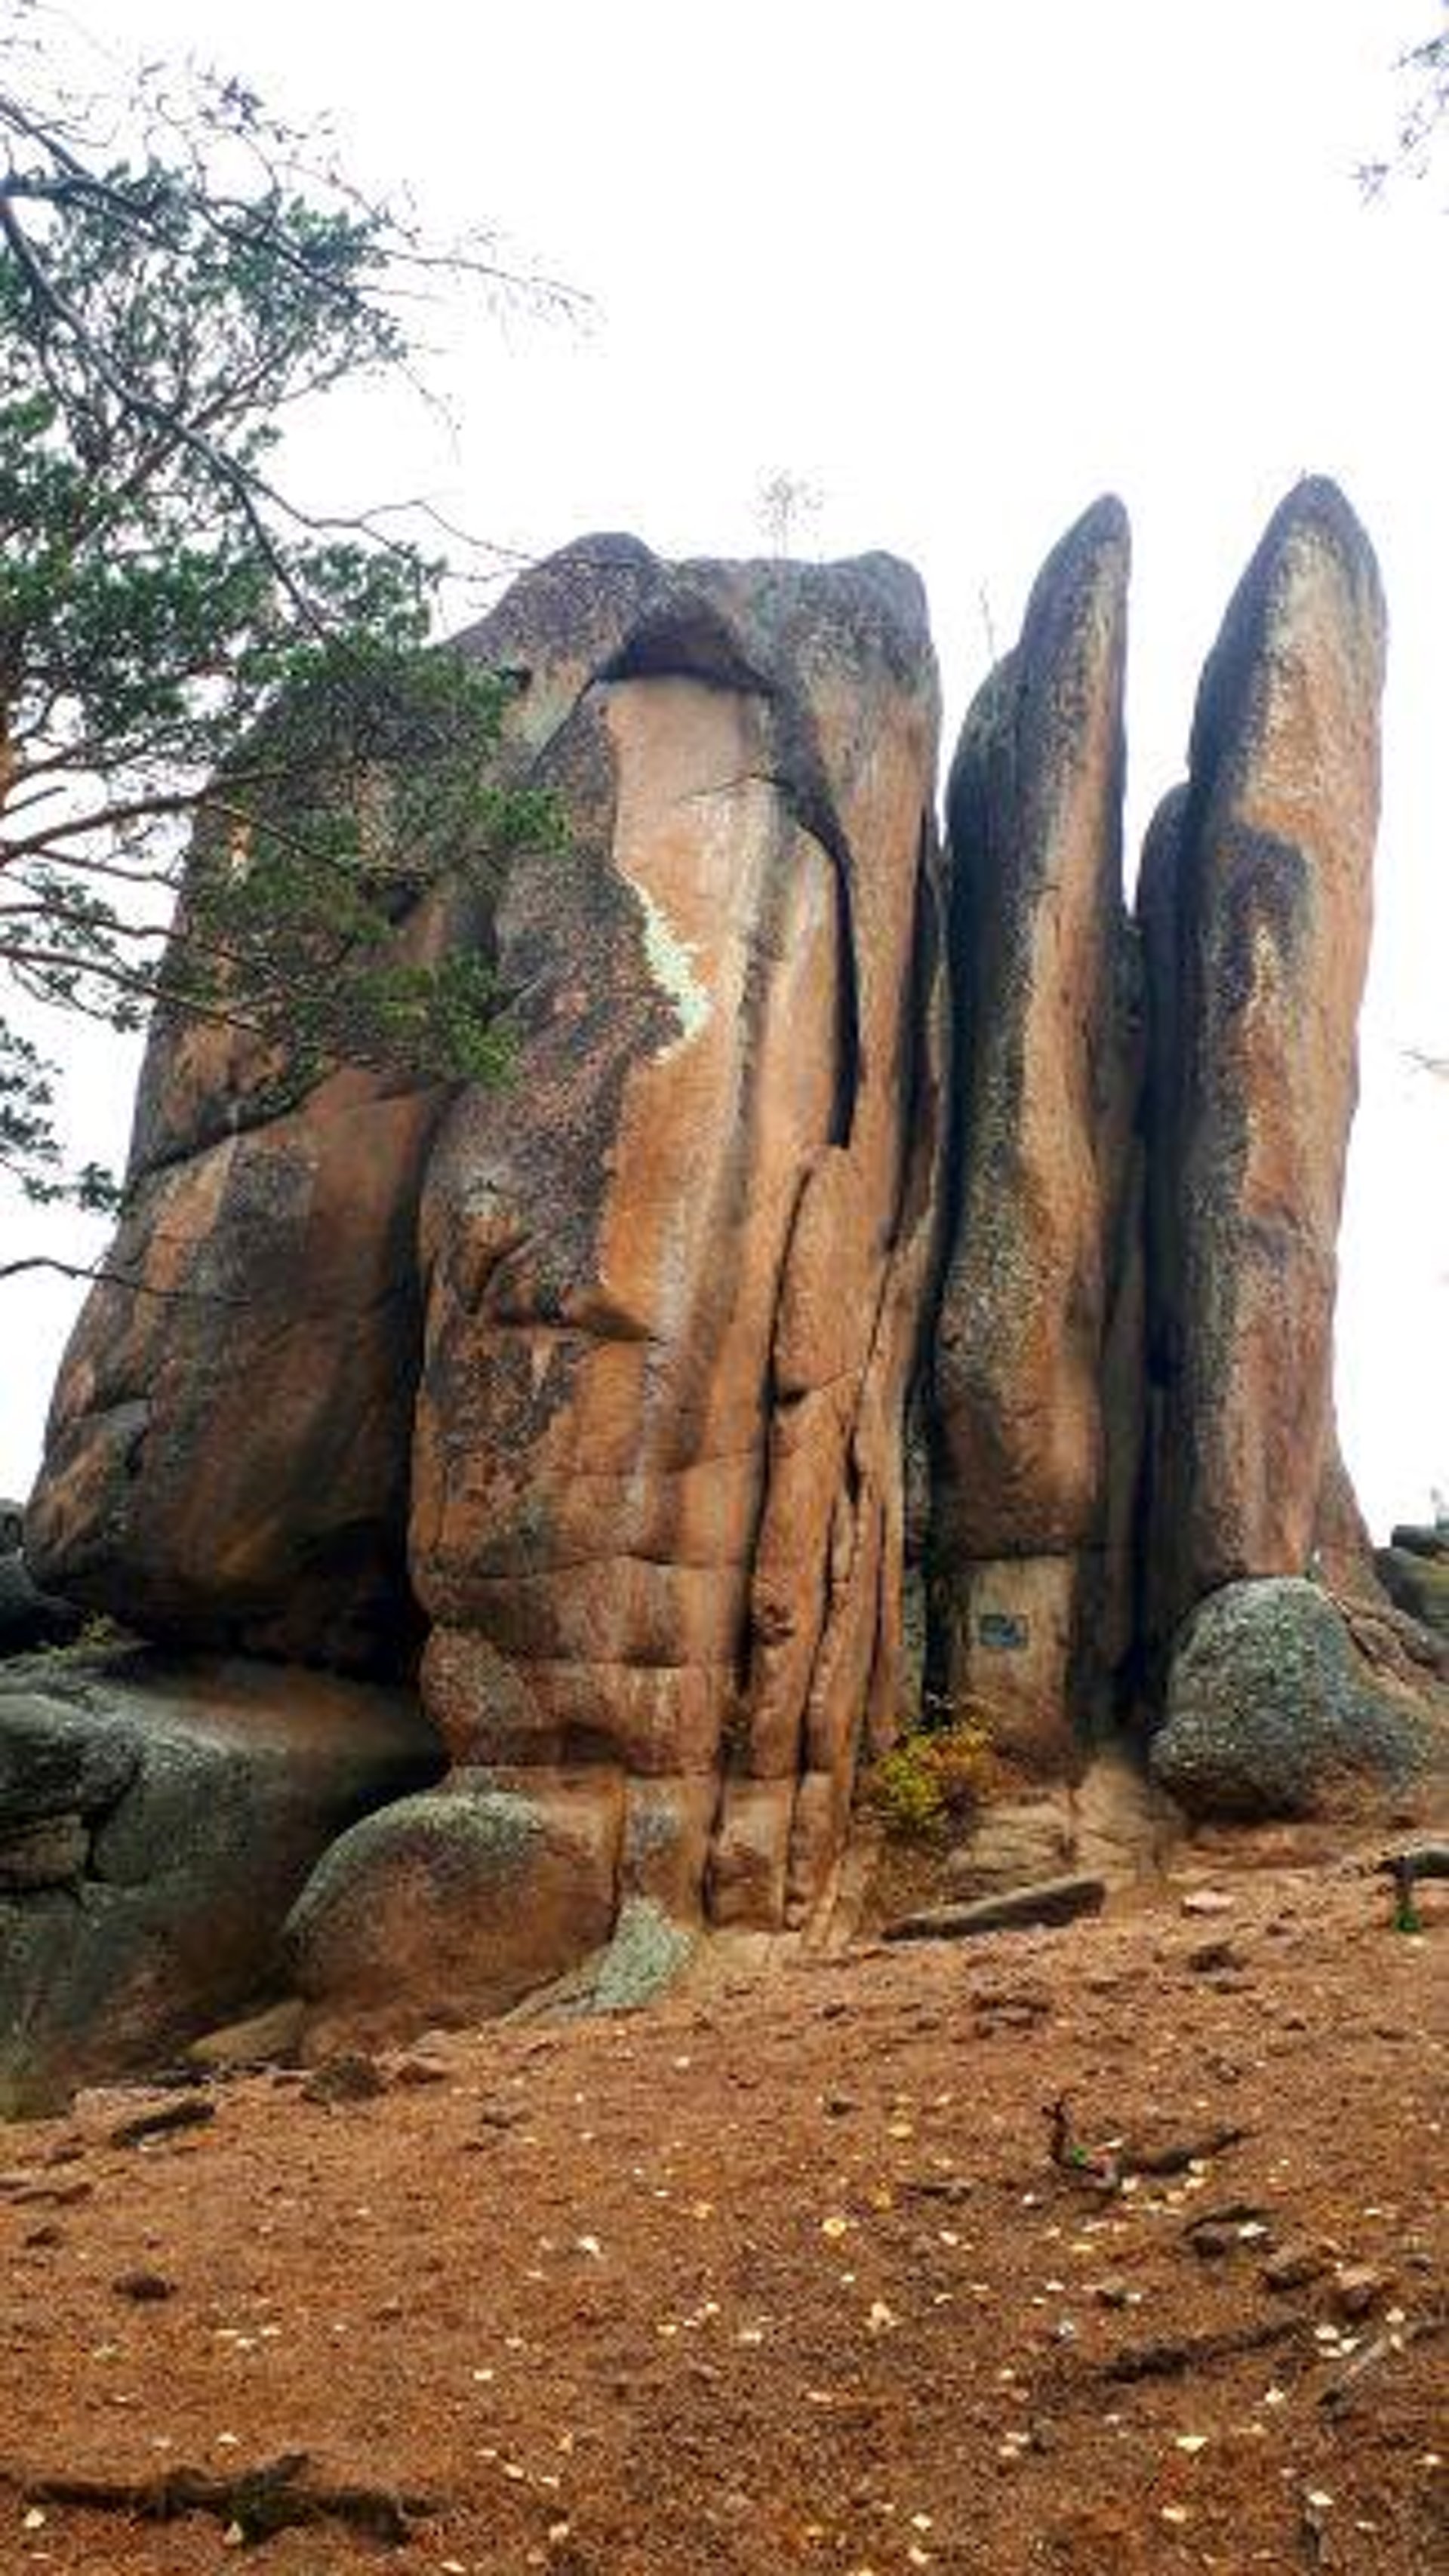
top-left (931, 496), bottom-right (1138, 1771)
top-left (24, 1059), bottom-right (447, 1673)
top-left (1139, 480), bottom-right (1388, 1657)
top-left (10, 482), bottom-right (1444, 2097)
top-left (20, 537), bottom-right (946, 2067)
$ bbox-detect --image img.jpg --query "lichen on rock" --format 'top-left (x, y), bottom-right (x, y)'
top-left (1150, 1578), bottom-right (1447, 1820)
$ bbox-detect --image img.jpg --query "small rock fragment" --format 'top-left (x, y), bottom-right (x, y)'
top-left (1333, 2264), bottom-right (1389, 2321)
top-left (389, 2053), bottom-right (451, 2088)
top-left (477, 2097), bottom-right (526, 2131)
top-left (108, 2096), bottom-right (216, 2149)
top-left (300, 2052), bottom-right (386, 2106)
top-left (1189, 2224), bottom-right (1236, 2261)
top-left (1262, 2240), bottom-right (1331, 2293)
top-left (112, 2269), bottom-right (175, 2301)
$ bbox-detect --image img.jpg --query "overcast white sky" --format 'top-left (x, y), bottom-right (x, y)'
top-left (2, 0), bottom-right (1446, 1536)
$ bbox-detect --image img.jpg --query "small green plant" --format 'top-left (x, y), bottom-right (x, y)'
top-left (20, 1611), bottom-right (137, 1672)
top-left (1389, 1856), bottom-right (1424, 1934)
top-left (869, 1702), bottom-right (996, 1844)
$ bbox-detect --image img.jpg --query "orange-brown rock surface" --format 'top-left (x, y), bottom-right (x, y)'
top-left (931, 497), bottom-right (1136, 1768)
top-left (27, 1069), bottom-right (442, 1670)
top-left (411, 543), bottom-right (944, 1934)
top-left (21, 540), bottom-right (672, 1673)
top-left (1139, 479), bottom-right (1387, 1654)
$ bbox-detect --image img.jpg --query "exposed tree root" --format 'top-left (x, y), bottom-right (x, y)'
top-left (1318, 2312), bottom-right (1447, 2417)
top-left (0, 2450), bottom-right (441, 2546)
top-left (1124, 2122), bottom-right (1246, 2176)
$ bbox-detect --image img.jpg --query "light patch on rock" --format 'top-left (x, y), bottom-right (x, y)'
top-left (629, 881), bottom-right (711, 1051)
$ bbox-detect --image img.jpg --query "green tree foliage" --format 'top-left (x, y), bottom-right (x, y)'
top-left (0, 10), bottom-right (569, 1210)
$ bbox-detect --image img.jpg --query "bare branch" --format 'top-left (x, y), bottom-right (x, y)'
top-left (0, 1252), bottom-right (242, 1303)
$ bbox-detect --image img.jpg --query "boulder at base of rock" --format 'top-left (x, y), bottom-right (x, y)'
top-left (1150, 1578), bottom-right (1449, 1822)
top-left (184, 1996), bottom-right (307, 2072)
top-left (0, 1556), bottom-right (84, 1657)
top-left (285, 1771), bottom-right (624, 2054)
top-left (942, 1743), bottom-right (1183, 1897)
top-left (1376, 1542), bottom-right (1449, 1641)
top-left (0, 1654), bottom-right (440, 2116)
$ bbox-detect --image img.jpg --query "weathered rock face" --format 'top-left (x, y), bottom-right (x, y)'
top-left (931, 497), bottom-right (1136, 1768)
top-left (0, 1653), bottom-right (440, 2113)
top-left (28, 1076), bottom-right (446, 1672)
top-left (1140, 481), bottom-right (1387, 1654)
top-left (412, 544), bottom-right (944, 1935)
top-left (22, 545), bottom-right (678, 1673)
top-left (1312, 1424), bottom-right (1388, 1604)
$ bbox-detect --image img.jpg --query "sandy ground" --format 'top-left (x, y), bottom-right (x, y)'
top-left (0, 1839), bottom-right (1444, 2575)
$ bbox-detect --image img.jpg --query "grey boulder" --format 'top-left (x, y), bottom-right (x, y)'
top-left (1150, 1578), bottom-right (1448, 1821)
top-left (0, 1556), bottom-right (84, 1657)
top-left (0, 1654), bottom-right (441, 2116)
top-left (285, 1769), bottom-right (625, 2054)
top-left (0, 1686), bottom-right (142, 1824)
top-left (1376, 1544), bottom-right (1449, 1641)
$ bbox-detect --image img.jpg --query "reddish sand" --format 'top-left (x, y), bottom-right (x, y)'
top-left (1, 1842), bottom-right (1444, 2574)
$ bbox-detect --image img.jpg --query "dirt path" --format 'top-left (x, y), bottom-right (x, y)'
top-left (1, 1846), bottom-right (1444, 2574)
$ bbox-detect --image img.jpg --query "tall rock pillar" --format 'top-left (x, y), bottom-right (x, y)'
top-left (1140, 478), bottom-right (1386, 1657)
top-left (931, 498), bottom-right (1137, 1770)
